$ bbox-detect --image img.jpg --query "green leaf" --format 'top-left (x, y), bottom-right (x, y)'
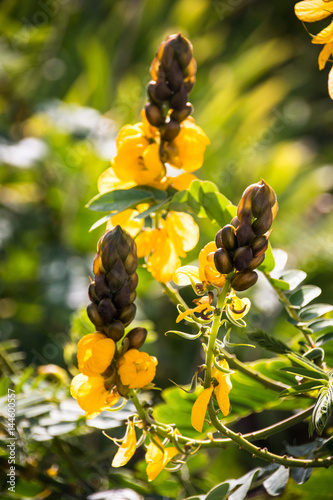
top-left (89, 213), bottom-right (113, 231)
top-left (205, 482), bottom-right (229, 500)
top-left (280, 366), bottom-right (328, 382)
top-left (268, 277), bottom-right (290, 291)
top-left (134, 199), bottom-right (170, 220)
top-left (263, 466), bottom-right (290, 496)
top-left (307, 319), bottom-right (333, 335)
top-left (303, 348), bottom-right (325, 362)
top-left (287, 353), bottom-right (328, 376)
top-left (228, 468), bottom-right (262, 500)
top-left (168, 180), bottom-right (235, 226)
top-left (315, 332), bottom-right (333, 346)
top-left (289, 285), bottom-right (322, 308)
top-left (87, 187), bottom-right (166, 212)
top-left (258, 242), bottom-right (275, 273)
top-left (309, 382), bottom-right (333, 436)
top-left (247, 331), bottom-right (292, 354)
top-left (299, 304), bottom-right (333, 322)
top-left (279, 270), bottom-right (307, 291)
top-left (279, 381), bottom-right (323, 397)
top-left (165, 330), bottom-right (203, 340)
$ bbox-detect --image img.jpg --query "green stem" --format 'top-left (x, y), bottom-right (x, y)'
top-left (129, 390), bottom-right (147, 423)
top-left (204, 278), bottom-right (231, 389)
top-left (208, 403), bottom-right (333, 468)
top-left (155, 405), bottom-right (314, 449)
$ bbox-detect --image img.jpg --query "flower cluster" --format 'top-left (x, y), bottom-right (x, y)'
top-left (71, 226), bottom-right (157, 418)
top-left (95, 33), bottom-right (210, 284)
top-left (295, 0), bottom-right (333, 98)
top-left (214, 179), bottom-right (278, 292)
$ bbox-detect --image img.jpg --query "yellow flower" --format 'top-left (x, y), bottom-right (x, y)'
top-left (226, 293), bottom-right (251, 321)
top-left (77, 332), bottom-right (115, 377)
top-left (112, 420), bottom-right (137, 467)
top-left (145, 437), bottom-right (179, 481)
top-left (163, 117), bottom-right (210, 172)
top-left (173, 241), bottom-right (226, 291)
top-left (70, 373), bottom-right (119, 419)
top-left (191, 359), bottom-right (232, 433)
top-left (104, 204), bottom-right (150, 238)
top-left (135, 211), bottom-right (199, 283)
top-left (176, 292), bottom-right (214, 323)
top-left (117, 349), bottom-right (158, 389)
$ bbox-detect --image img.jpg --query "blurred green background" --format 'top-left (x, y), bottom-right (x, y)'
top-left (1, 0), bottom-right (333, 498)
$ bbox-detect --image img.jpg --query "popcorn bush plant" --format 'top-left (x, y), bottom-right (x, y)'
top-left (72, 34), bottom-right (333, 497)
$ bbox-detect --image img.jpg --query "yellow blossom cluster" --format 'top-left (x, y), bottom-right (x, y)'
top-left (295, 0), bottom-right (333, 98)
top-left (70, 332), bottom-right (157, 419)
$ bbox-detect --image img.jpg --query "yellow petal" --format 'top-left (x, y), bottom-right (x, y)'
top-left (98, 166), bottom-right (135, 193)
top-left (191, 387), bottom-right (214, 433)
top-left (147, 230), bottom-right (181, 283)
top-left (107, 209), bottom-right (144, 238)
top-left (145, 438), bottom-right (179, 481)
top-left (70, 373), bottom-right (88, 399)
top-left (77, 333), bottom-right (106, 373)
top-left (228, 297), bottom-right (251, 320)
top-left (312, 21), bottom-right (333, 44)
top-left (170, 173), bottom-right (197, 191)
top-left (295, 0), bottom-right (333, 21)
top-left (166, 211), bottom-right (199, 256)
top-left (172, 265), bottom-right (201, 286)
top-left (328, 65), bottom-right (333, 99)
top-left (214, 384), bottom-right (231, 417)
top-left (84, 337), bottom-right (116, 375)
top-left (76, 376), bottom-right (109, 417)
top-left (318, 43), bottom-right (333, 70)
top-left (135, 229), bottom-right (158, 258)
top-left (112, 420), bottom-right (137, 467)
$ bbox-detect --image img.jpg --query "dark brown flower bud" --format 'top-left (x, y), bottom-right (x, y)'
top-left (236, 218), bottom-right (256, 247)
top-left (165, 60), bottom-right (183, 92)
top-left (169, 84), bottom-right (188, 110)
top-left (252, 207), bottom-right (273, 236)
top-left (106, 258), bottom-right (128, 292)
top-left (230, 216), bottom-right (240, 228)
top-left (147, 81), bottom-right (161, 104)
top-left (154, 77), bottom-right (172, 100)
top-left (221, 224), bottom-right (237, 251)
top-left (214, 248), bottom-right (233, 275)
top-left (184, 75), bottom-right (195, 93)
top-left (160, 42), bottom-right (174, 72)
top-left (144, 103), bottom-right (164, 127)
top-left (87, 303), bottom-right (104, 327)
top-left (124, 327), bottom-right (148, 350)
top-left (233, 246), bottom-right (253, 271)
top-left (128, 272), bottom-right (138, 292)
top-left (123, 247), bottom-right (138, 275)
top-left (118, 303), bottom-right (137, 327)
top-left (237, 184), bottom-right (259, 221)
top-left (251, 235), bottom-right (269, 257)
top-left (103, 365), bottom-right (117, 389)
top-left (247, 254), bottom-right (265, 270)
top-left (88, 283), bottom-right (99, 304)
top-left (251, 180), bottom-right (276, 218)
top-left (173, 34), bottom-right (193, 69)
top-left (231, 270), bottom-right (258, 291)
top-left (104, 320), bottom-right (125, 341)
top-left (160, 120), bottom-right (181, 141)
top-left (113, 282), bottom-right (131, 310)
top-left (170, 103), bottom-right (193, 122)
top-left (94, 272), bottom-right (110, 299)
top-left (101, 240), bottom-right (118, 271)
top-left (116, 376), bottom-right (130, 397)
top-left (98, 298), bottom-right (117, 324)
top-left (215, 229), bottom-right (224, 249)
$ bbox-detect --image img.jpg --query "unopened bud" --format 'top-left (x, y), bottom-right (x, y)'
top-left (233, 246), bottom-right (253, 272)
top-left (251, 180), bottom-right (276, 218)
top-left (230, 216), bottom-right (240, 229)
top-left (104, 320), bottom-right (125, 341)
top-left (214, 248), bottom-right (233, 275)
top-left (160, 120), bottom-right (181, 141)
top-left (106, 258), bottom-right (128, 292)
top-left (123, 247), bottom-right (138, 275)
top-left (215, 229), bottom-right (223, 248)
top-left (101, 240), bottom-right (118, 271)
top-left (116, 376), bottom-right (130, 398)
top-left (94, 272), bottom-right (110, 299)
top-left (160, 42), bottom-right (174, 72)
top-left (118, 303), bottom-right (137, 327)
top-left (125, 327), bottom-right (148, 350)
top-left (231, 270), bottom-right (258, 291)
top-left (184, 75), bottom-right (195, 93)
top-left (128, 272), bottom-right (138, 292)
top-left (147, 81), bottom-right (161, 104)
top-left (113, 282), bottom-right (131, 310)
top-left (251, 235), bottom-right (268, 257)
top-left (169, 84), bottom-right (188, 110)
top-left (154, 77), bottom-right (172, 100)
top-left (237, 184), bottom-right (259, 221)
top-left (165, 60), bottom-right (183, 92)
top-left (144, 103), bottom-right (164, 127)
top-left (248, 254), bottom-right (265, 270)
top-left (221, 224), bottom-right (237, 251)
top-left (173, 34), bottom-right (193, 69)
top-left (252, 207), bottom-right (273, 236)
top-left (87, 303), bottom-right (104, 327)
top-left (88, 283), bottom-right (99, 304)
top-left (236, 218), bottom-right (256, 247)
top-left (98, 298), bottom-right (117, 324)
top-left (170, 103), bottom-right (193, 122)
